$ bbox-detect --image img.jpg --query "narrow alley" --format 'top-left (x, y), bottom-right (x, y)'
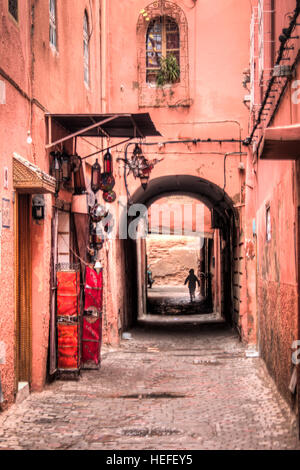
top-left (1, 0), bottom-right (300, 453)
top-left (0, 318), bottom-right (298, 451)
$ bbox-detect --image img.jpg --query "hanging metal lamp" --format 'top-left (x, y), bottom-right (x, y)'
top-left (91, 158), bottom-right (101, 193)
top-left (61, 153), bottom-right (71, 182)
top-left (103, 149), bottom-right (113, 174)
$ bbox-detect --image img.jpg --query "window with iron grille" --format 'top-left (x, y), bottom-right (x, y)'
top-left (49, 0), bottom-right (57, 49)
top-left (258, 0), bottom-right (264, 80)
top-left (83, 11), bottom-right (90, 86)
top-left (8, 0), bottom-right (18, 21)
top-left (146, 16), bottom-right (180, 84)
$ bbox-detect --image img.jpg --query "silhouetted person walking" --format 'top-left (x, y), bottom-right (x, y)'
top-left (147, 266), bottom-right (155, 289)
top-left (184, 269), bottom-right (200, 302)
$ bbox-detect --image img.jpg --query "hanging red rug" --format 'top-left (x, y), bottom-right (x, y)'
top-left (82, 317), bottom-right (102, 365)
top-left (84, 267), bottom-right (103, 311)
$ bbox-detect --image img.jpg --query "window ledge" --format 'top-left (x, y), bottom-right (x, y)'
top-left (147, 82), bottom-right (180, 90)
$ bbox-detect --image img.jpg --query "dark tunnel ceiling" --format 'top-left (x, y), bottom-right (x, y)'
top-left (130, 175), bottom-right (237, 222)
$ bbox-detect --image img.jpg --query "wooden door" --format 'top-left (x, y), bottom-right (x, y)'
top-left (16, 194), bottom-right (32, 384)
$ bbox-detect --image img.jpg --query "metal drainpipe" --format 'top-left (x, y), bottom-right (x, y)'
top-left (100, 0), bottom-right (107, 114)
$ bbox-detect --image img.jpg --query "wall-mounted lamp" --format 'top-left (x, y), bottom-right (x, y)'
top-left (32, 194), bottom-right (45, 220)
top-left (117, 143), bottom-right (163, 191)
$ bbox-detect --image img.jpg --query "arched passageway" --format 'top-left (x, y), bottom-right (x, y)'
top-left (122, 175), bottom-right (240, 332)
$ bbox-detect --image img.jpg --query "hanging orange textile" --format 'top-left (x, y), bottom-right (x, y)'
top-left (57, 271), bottom-right (80, 317)
top-left (57, 324), bottom-right (78, 369)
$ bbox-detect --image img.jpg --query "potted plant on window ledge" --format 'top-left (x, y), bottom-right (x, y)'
top-left (156, 54), bottom-right (180, 88)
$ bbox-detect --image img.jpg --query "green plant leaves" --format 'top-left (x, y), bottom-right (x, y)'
top-left (156, 54), bottom-right (180, 87)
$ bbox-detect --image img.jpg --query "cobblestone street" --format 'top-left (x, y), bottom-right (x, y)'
top-left (0, 318), bottom-right (299, 450)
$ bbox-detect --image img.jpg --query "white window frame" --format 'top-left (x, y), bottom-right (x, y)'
top-left (49, 0), bottom-right (57, 50)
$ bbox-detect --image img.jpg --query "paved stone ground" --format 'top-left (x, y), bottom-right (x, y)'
top-left (147, 287), bottom-right (213, 315)
top-left (0, 318), bottom-right (299, 450)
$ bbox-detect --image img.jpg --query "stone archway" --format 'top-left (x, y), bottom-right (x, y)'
top-left (122, 174), bottom-right (241, 331)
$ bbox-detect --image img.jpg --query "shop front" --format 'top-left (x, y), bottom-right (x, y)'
top-left (45, 113), bottom-right (161, 379)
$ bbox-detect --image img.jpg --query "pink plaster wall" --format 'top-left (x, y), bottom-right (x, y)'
top-left (0, 0), bottom-right (102, 402)
top-left (246, 0), bottom-right (300, 403)
top-left (105, 0), bottom-right (251, 340)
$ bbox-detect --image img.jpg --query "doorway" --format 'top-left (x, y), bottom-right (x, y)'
top-left (15, 194), bottom-right (32, 387)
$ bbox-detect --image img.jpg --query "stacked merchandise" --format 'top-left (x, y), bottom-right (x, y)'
top-left (56, 268), bottom-right (81, 374)
top-left (81, 266), bottom-right (103, 369)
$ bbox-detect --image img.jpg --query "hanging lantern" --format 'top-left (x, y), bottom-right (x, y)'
top-left (51, 152), bottom-right (62, 196)
top-left (92, 223), bottom-right (104, 249)
top-left (61, 153), bottom-right (71, 182)
top-left (91, 158), bottom-right (101, 193)
top-left (99, 173), bottom-right (115, 192)
top-left (91, 203), bottom-right (108, 223)
top-left (118, 143), bottom-right (164, 193)
top-left (133, 143), bottom-right (143, 159)
top-left (70, 153), bottom-right (81, 173)
top-left (137, 154), bottom-right (153, 190)
top-left (103, 190), bottom-right (116, 203)
top-left (73, 156), bottom-right (86, 195)
top-left (103, 149), bottom-right (113, 175)
top-left (132, 144), bottom-right (151, 189)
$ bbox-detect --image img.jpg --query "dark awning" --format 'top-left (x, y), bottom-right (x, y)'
top-left (46, 113), bottom-right (161, 149)
top-left (260, 124), bottom-right (300, 160)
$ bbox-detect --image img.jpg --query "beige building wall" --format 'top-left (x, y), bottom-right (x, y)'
top-left (147, 235), bottom-right (201, 286)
